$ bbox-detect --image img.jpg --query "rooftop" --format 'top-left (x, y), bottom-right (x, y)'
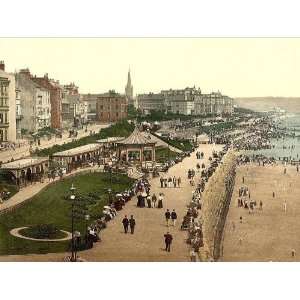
top-left (1, 157), bottom-right (49, 170)
top-left (96, 137), bottom-right (125, 143)
top-left (117, 128), bottom-right (156, 145)
top-left (52, 144), bottom-right (101, 157)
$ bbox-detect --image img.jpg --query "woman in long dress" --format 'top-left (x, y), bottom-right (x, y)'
top-left (158, 193), bottom-right (164, 208)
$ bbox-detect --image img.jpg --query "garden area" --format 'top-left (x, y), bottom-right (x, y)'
top-left (0, 171), bottom-right (18, 201)
top-left (0, 172), bottom-right (134, 256)
top-left (155, 148), bottom-right (178, 163)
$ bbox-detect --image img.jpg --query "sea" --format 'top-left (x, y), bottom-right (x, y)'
top-left (246, 113), bottom-right (300, 160)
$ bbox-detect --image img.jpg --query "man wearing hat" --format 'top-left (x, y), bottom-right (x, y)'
top-left (164, 232), bottom-right (173, 252)
top-left (122, 215), bottom-right (129, 234)
top-left (129, 215), bottom-right (136, 234)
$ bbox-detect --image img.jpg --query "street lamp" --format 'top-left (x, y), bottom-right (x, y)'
top-left (70, 183), bottom-right (76, 262)
top-left (85, 214), bottom-right (90, 245)
top-left (73, 231), bottom-right (81, 262)
top-left (167, 134), bottom-right (170, 164)
top-left (107, 188), bottom-right (112, 205)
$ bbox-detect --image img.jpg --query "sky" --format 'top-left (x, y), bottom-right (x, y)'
top-left (1, 38), bottom-right (300, 97)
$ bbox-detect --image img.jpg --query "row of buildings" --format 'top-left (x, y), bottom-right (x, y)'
top-left (1, 60), bottom-right (234, 144)
top-left (137, 87), bottom-right (234, 116)
top-left (0, 62), bottom-right (132, 143)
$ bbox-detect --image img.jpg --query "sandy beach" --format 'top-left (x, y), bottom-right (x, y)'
top-left (221, 163), bottom-right (300, 262)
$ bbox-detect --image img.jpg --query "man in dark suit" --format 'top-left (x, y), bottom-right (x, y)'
top-left (164, 232), bottom-right (173, 252)
top-left (122, 215), bottom-right (129, 234)
top-left (129, 215), bottom-right (136, 234)
top-left (165, 209), bottom-right (171, 226)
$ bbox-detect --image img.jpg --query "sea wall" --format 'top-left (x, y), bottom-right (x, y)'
top-left (199, 150), bottom-right (237, 261)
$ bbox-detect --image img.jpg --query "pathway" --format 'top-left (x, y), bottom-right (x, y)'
top-left (0, 144), bottom-right (222, 262)
top-left (0, 165), bottom-right (101, 214)
top-left (0, 123), bottom-right (109, 163)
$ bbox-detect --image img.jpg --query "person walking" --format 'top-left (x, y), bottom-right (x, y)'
top-left (160, 176), bottom-right (164, 188)
top-left (147, 196), bottom-right (152, 208)
top-left (164, 232), bottom-right (173, 252)
top-left (259, 200), bottom-right (263, 210)
top-left (177, 177), bottom-right (181, 188)
top-left (283, 200), bottom-right (287, 213)
top-left (129, 215), bottom-right (136, 234)
top-left (171, 209), bottom-right (177, 226)
top-left (158, 193), bottom-right (164, 208)
top-left (165, 209), bottom-right (171, 226)
top-left (122, 215), bottom-right (129, 234)
top-left (151, 193), bottom-right (157, 208)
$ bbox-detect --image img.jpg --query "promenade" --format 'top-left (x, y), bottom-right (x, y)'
top-left (0, 123), bottom-right (109, 163)
top-left (0, 144), bottom-right (222, 262)
top-left (221, 163), bottom-right (300, 262)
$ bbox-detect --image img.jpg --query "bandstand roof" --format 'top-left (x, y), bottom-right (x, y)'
top-left (52, 143), bottom-right (101, 157)
top-left (1, 157), bottom-right (49, 170)
top-left (117, 128), bottom-right (156, 146)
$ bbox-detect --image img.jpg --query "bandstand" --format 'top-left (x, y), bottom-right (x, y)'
top-left (116, 127), bottom-right (156, 168)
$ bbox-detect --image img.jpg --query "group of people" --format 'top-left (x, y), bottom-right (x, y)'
top-left (122, 215), bottom-right (136, 234)
top-left (164, 209), bottom-right (177, 226)
top-left (196, 151), bottom-right (204, 160)
top-left (0, 190), bottom-right (11, 204)
top-left (145, 193), bottom-right (164, 208)
top-left (159, 176), bottom-right (181, 188)
top-left (237, 185), bottom-right (263, 214)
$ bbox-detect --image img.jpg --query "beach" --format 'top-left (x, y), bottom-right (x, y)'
top-left (221, 163), bottom-right (300, 262)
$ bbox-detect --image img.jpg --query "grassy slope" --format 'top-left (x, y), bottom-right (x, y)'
top-left (0, 172), bottom-right (134, 255)
top-left (34, 120), bottom-right (134, 157)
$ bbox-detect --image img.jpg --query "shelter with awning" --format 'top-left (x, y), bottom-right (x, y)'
top-left (52, 143), bottom-right (102, 172)
top-left (0, 157), bottom-right (49, 188)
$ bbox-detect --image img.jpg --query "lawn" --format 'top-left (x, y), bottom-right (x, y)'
top-left (155, 148), bottom-right (178, 163)
top-left (0, 172), bottom-right (134, 256)
top-left (0, 171), bottom-right (19, 200)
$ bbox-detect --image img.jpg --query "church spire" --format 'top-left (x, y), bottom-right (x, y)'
top-left (127, 69), bottom-right (131, 86)
top-left (125, 68), bottom-right (133, 102)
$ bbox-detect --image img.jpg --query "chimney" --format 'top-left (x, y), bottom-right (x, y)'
top-left (0, 61), bottom-right (5, 71)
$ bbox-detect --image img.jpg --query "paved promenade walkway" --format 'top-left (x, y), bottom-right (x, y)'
top-left (0, 144), bottom-right (222, 262)
top-left (0, 123), bottom-right (109, 163)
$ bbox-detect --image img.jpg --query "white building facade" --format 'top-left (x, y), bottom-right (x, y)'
top-left (0, 61), bottom-right (17, 143)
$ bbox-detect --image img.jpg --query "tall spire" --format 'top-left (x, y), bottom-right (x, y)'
top-left (127, 68), bottom-right (131, 86)
top-left (125, 68), bottom-right (133, 101)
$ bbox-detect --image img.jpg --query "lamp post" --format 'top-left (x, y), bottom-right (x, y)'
top-left (73, 231), bottom-right (81, 262)
top-left (167, 134), bottom-right (170, 164)
top-left (108, 188), bottom-right (112, 205)
top-left (70, 183), bottom-right (76, 262)
top-left (109, 166), bottom-right (113, 186)
top-left (85, 214), bottom-right (90, 244)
